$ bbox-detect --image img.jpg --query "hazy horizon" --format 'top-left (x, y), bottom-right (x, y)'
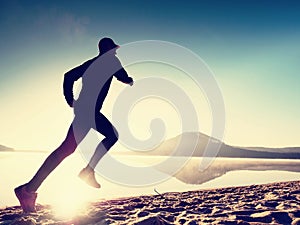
top-left (1, 130), bottom-right (300, 152)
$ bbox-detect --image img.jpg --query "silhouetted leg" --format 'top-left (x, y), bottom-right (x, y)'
top-left (26, 124), bottom-right (87, 192)
top-left (78, 113), bottom-right (118, 188)
top-left (88, 113), bottom-right (119, 169)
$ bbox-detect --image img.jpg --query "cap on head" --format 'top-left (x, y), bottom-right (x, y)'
top-left (98, 37), bottom-right (119, 54)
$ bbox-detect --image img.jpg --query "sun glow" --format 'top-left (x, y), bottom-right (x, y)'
top-left (51, 178), bottom-right (90, 220)
top-left (35, 153), bottom-right (100, 220)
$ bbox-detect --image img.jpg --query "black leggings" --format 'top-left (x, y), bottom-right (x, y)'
top-left (26, 113), bottom-right (118, 192)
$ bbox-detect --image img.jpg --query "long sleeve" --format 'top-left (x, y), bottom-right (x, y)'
top-left (63, 64), bottom-right (87, 106)
top-left (113, 57), bottom-right (133, 84)
top-left (63, 73), bottom-right (78, 107)
top-left (114, 68), bottom-right (133, 84)
top-left (63, 57), bottom-right (98, 107)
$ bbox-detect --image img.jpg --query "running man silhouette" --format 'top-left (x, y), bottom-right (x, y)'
top-left (14, 37), bottom-right (134, 213)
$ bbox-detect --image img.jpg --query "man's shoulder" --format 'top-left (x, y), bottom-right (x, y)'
top-left (65, 56), bottom-right (99, 77)
top-left (83, 56), bottom-right (99, 66)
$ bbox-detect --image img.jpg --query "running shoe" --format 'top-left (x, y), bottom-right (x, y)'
top-left (78, 168), bottom-right (101, 188)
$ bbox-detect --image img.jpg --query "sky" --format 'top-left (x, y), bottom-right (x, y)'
top-left (0, 0), bottom-right (300, 150)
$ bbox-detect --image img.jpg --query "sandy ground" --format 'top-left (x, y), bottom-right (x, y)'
top-left (1, 180), bottom-right (299, 225)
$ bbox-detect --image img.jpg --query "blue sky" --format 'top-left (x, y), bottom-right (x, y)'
top-left (1, 0), bottom-right (300, 149)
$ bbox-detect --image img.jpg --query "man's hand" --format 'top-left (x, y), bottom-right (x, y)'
top-left (68, 100), bottom-right (75, 108)
top-left (127, 77), bottom-right (134, 86)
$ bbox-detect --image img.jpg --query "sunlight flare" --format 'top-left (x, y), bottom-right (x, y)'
top-left (51, 178), bottom-right (91, 220)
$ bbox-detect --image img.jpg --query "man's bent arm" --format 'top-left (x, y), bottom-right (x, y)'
top-left (63, 66), bottom-right (84, 107)
top-left (114, 67), bottom-right (133, 85)
top-left (63, 58), bottom-right (96, 107)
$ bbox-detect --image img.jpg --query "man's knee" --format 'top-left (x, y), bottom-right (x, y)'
top-left (111, 128), bottom-right (119, 143)
top-left (104, 128), bottom-right (118, 148)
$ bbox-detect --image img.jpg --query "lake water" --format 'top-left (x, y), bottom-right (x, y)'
top-left (1, 151), bottom-right (300, 212)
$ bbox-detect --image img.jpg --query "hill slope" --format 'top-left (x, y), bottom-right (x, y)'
top-left (145, 132), bottom-right (300, 159)
top-left (0, 144), bottom-right (13, 152)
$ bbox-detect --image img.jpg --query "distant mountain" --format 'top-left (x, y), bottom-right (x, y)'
top-left (141, 132), bottom-right (300, 159)
top-left (0, 144), bottom-right (14, 152)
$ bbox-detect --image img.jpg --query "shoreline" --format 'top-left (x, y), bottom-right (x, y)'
top-left (1, 180), bottom-right (299, 224)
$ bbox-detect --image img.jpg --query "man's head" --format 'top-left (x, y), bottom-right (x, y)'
top-left (98, 37), bottom-right (119, 55)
